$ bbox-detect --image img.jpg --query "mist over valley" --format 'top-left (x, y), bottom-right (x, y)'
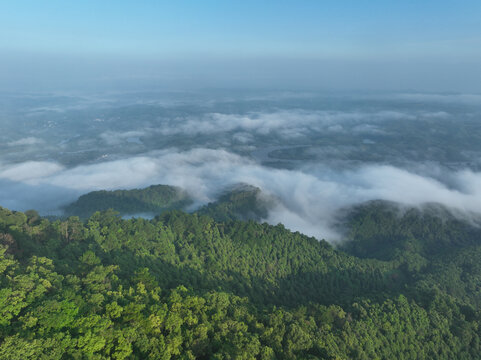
top-left (2, 90), bottom-right (481, 241)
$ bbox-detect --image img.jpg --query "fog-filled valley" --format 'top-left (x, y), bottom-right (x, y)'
top-left (4, 86), bottom-right (481, 360)
top-left (2, 90), bottom-right (481, 241)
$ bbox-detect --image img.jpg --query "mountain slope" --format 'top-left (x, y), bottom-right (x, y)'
top-left (2, 203), bottom-right (481, 358)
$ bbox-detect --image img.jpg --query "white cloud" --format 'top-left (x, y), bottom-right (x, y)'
top-left (7, 137), bottom-right (44, 146)
top-left (351, 124), bottom-right (385, 134)
top-left (232, 132), bottom-right (254, 144)
top-left (421, 111), bottom-right (450, 119)
top-left (156, 109), bottom-right (416, 138)
top-left (0, 161), bottom-right (63, 182)
top-left (2, 149), bottom-right (481, 242)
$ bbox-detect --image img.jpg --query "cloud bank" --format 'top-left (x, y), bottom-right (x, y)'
top-left (7, 137), bottom-right (44, 146)
top-left (156, 110), bottom-right (419, 138)
top-left (1, 148), bottom-right (481, 241)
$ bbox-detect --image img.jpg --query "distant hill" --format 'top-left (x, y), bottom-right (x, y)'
top-left (197, 184), bottom-right (275, 222)
top-left (64, 183), bottom-right (276, 222)
top-left (340, 200), bottom-right (481, 262)
top-left (63, 184), bottom-right (192, 218)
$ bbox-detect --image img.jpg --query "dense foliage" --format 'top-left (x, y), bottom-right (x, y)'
top-left (2, 201), bottom-right (481, 359)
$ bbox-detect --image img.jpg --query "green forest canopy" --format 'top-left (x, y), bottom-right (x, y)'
top-left (2, 196), bottom-right (481, 359)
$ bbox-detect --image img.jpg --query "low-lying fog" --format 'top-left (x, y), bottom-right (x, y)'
top-left (2, 90), bottom-right (481, 241)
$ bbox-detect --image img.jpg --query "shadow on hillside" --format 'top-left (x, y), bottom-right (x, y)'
top-left (107, 250), bottom-right (411, 309)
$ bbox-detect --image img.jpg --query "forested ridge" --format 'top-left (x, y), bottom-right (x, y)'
top-left (63, 183), bottom-right (271, 222)
top-left (2, 199), bottom-right (481, 359)
top-left (63, 185), bottom-right (192, 219)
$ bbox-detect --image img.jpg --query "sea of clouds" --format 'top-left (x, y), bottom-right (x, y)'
top-left (2, 91), bottom-right (481, 241)
top-left (1, 148), bottom-right (481, 241)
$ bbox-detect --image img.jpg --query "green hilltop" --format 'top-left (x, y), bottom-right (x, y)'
top-left (63, 184), bottom-right (193, 219)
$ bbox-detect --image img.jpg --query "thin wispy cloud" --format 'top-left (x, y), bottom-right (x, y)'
top-left (7, 137), bottom-right (44, 146)
top-left (155, 110), bottom-right (423, 138)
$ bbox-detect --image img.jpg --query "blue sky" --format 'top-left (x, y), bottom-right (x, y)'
top-left (1, 1), bottom-right (481, 91)
top-left (2, 0), bottom-right (480, 59)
